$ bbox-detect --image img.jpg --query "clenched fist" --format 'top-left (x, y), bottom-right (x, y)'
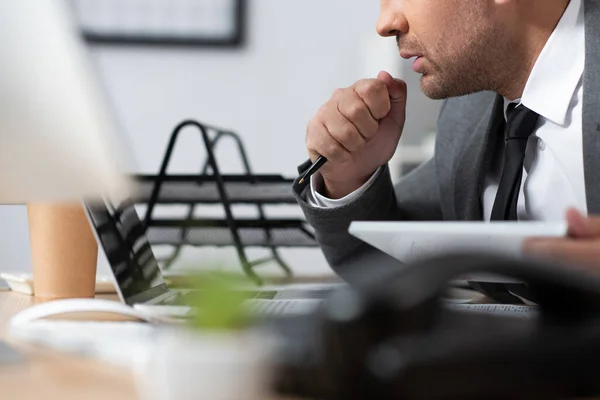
top-left (306, 71), bottom-right (407, 199)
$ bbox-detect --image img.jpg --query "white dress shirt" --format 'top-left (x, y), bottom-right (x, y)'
top-left (308, 0), bottom-right (588, 221)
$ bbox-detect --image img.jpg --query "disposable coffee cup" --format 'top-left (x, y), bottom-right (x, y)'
top-left (27, 202), bottom-right (98, 300)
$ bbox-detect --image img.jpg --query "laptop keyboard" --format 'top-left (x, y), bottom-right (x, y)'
top-left (273, 287), bottom-right (335, 300)
top-left (161, 290), bottom-right (279, 306)
top-left (159, 292), bottom-right (193, 306)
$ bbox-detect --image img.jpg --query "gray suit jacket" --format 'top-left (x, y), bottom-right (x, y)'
top-left (294, 0), bottom-right (600, 272)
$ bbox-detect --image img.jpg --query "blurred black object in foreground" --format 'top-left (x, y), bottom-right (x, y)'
top-left (268, 253), bottom-right (600, 400)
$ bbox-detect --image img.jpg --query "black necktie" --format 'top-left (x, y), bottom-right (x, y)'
top-left (470, 104), bottom-right (540, 304)
top-left (491, 104), bottom-right (540, 220)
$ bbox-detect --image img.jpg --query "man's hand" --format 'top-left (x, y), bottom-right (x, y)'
top-left (523, 209), bottom-right (600, 270)
top-left (305, 71), bottom-right (407, 199)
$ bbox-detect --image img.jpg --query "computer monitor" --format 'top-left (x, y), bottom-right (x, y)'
top-left (0, 0), bottom-right (131, 203)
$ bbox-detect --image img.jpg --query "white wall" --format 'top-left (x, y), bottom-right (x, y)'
top-left (0, 0), bottom-right (440, 277)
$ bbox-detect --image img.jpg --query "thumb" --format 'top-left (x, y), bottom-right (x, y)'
top-left (377, 71), bottom-right (407, 104)
top-left (566, 208), bottom-right (600, 238)
top-left (377, 71), bottom-right (407, 128)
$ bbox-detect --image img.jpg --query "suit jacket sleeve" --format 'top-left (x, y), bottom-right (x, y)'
top-left (293, 158), bottom-right (443, 270)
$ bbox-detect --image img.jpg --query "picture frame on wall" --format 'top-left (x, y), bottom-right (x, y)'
top-left (69, 0), bottom-right (246, 48)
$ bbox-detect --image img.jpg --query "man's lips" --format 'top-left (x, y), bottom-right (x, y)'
top-left (399, 51), bottom-right (423, 60)
top-left (412, 56), bottom-right (424, 72)
top-left (400, 51), bottom-right (425, 72)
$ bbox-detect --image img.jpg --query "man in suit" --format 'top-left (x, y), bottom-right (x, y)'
top-left (294, 0), bottom-right (600, 281)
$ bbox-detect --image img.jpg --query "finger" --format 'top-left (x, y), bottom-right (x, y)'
top-left (377, 71), bottom-right (408, 131)
top-left (353, 79), bottom-right (391, 120)
top-left (307, 148), bottom-right (321, 163)
top-left (306, 118), bottom-right (351, 164)
top-left (325, 106), bottom-right (366, 153)
top-left (315, 103), bottom-right (357, 153)
top-left (523, 238), bottom-right (600, 268)
top-left (567, 208), bottom-right (600, 238)
top-left (337, 90), bottom-right (379, 140)
top-left (377, 71), bottom-right (407, 103)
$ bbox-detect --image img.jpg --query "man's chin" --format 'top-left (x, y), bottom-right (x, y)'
top-left (419, 74), bottom-right (465, 100)
top-left (419, 75), bottom-right (447, 100)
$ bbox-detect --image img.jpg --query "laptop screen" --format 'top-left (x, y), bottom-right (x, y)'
top-left (85, 197), bottom-right (169, 305)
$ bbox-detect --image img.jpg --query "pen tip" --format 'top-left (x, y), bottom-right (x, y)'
top-left (299, 178), bottom-right (305, 184)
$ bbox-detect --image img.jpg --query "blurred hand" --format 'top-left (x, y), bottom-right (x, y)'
top-left (306, 71), bottom-right (407, 199)
top-left (523, 209), bottom-right (600, 271)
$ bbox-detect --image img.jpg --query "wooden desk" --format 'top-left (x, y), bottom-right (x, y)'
top-left (0, 290), bottom-right (140, 400)
top-left (0, 290), bottom-right (297, 400)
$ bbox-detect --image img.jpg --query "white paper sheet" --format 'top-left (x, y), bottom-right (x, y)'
top-left (349, 221), bottom-right (568, 264)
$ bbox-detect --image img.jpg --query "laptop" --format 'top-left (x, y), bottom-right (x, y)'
top-left (83, 196), bottom-right (339, 318)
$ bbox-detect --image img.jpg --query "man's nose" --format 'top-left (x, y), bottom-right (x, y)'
top-left (376, 0), bottom-right (408, 37)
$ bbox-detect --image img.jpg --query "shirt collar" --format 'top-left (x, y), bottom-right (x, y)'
top-left (504, 0), bottom-right (584, 125)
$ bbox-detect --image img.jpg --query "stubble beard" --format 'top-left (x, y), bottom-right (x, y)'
top-left (418, 22), bottom-right (522, 100)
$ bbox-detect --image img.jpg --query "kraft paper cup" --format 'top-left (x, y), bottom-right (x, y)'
top-left (27, 203), bottom-right (98, 300)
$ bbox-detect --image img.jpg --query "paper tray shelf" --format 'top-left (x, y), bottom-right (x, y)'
top-left (134, 174), bottom-right (297, 205)
top-left (132, 119), bottom-right (317, 284)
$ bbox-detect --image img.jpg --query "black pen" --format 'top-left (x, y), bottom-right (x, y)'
top-left (298, 156), bottom-right (327, 184)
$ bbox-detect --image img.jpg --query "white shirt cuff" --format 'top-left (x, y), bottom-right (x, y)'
top-left (306, 167), bottom-right (383, 209)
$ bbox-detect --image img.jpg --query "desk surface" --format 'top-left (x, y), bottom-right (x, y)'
top-left (0, 290), bottom-right (296, 400)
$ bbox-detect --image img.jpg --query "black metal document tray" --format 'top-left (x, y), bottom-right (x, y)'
top-left (131, 119), bottom-right (318, 284)
top-left (134, 174), bottom-right (296, 205)
top-left (146, 219), bottom-right (316, 248)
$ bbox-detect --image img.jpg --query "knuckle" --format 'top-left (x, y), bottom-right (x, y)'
top-left (313, 107), bottom-right (332, 129)
top-left (306, 118), bottom-right (320, 138)
top-left (362, 80), bottom-right (387, 99)
top-left (355, 84), bottom-right (370, 99)
top-left (327, 142), bottom-right (347, 162)
top-left (343, 123), bottom-right (358, 139)
top-left (306, 120), bottom-right (327, 147)
top-left (305, 138), bottom-right (318, 156)
top-left (356, 82), bottom-right (389, 118)
top-left (305, 133), bottom-right (315, 149)
top-left (343, 100), bottom-right (377, 138)
top-left (337, 124), bottom-right (357, 145)
top-left (328, 120), bottom-right (362, 150)
top-left (332, 88), bottom-right (345, 100)
top-left (346, 102), bottom-right (366, 121)
top-left (315, 103), bottom-right (329, 119)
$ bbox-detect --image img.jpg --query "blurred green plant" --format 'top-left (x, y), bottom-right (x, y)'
top-left (182, 270), bottom-right (255, 331)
